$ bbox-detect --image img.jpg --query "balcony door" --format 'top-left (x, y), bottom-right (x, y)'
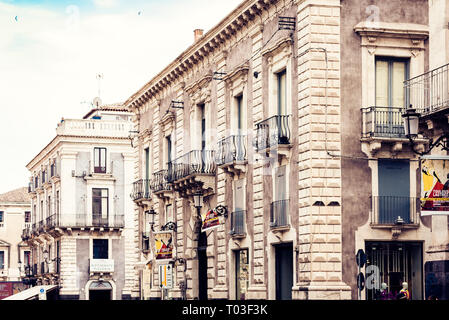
top-left (275, 243), bottom-right (293, 300)
top-left (92, 188), bottom-right (109, 226)
top-left (94, 147), bottom-right (107, 174)
top-left (272, 166), bottom-right (288, 227)
top-left (375, 57), bottom-right (409, 135)
top-left (378, 159), bottom-right (410, 223)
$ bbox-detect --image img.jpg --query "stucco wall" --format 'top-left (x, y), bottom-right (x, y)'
top-left (340, 0), bottom-right (429, 299)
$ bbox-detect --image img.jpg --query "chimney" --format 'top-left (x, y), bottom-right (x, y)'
top-left (194, 29), bottom-right (204, 43)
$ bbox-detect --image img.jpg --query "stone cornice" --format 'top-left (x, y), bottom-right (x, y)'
top-left (354, 21), bottom-right (429, 40)
top-left (261, 35), bottom-right (293, 58)
top-left (124, 0), bottom-right (281, 109)
top-left (223, 62), bottom-right (250, 84)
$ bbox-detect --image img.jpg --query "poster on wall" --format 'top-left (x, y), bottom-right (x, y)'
top-left (154, 231), bottom-right (173, 261)
top-left (421, 157), bottom-right (449, 215)
top-left (201, 209), bottom-right (220, 232)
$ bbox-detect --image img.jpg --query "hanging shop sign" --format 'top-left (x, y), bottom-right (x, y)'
top-left (158, 264), bottom-right (173, 289)
top-left (421, 157), bottom-right (449, 216)
top-left (201, 209), bottom-right (220, 232)
top-left (154, 231), bottom-right (174, 261)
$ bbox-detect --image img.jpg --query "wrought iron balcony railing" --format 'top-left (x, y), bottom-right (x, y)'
top-left (151, 170), bottom-right (172, 193)
top-left (169, 150), bottom-right (216, 182)
top-left (404, 63), bottom-right (449, 115)
top-left (370, 196), bottom-right (419, 225)
top-left (361, 106), bottom-right (406, 138)
top-left (31, 214), bottom-right (125, 233)
top-left (270, 199), bottom-right (289, 228)
top-left (21, 227), bottom-right (31, 240)
top-left (216, 135), bottom-right (247, 166)
top-left (131, 179), bottom-right (151, 201)
top-left (254, 115), bottom-right (291, 152)
top-left (230, 210), bottom-right (246, 236)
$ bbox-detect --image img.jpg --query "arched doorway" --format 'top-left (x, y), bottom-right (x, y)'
top-left (198, 231), bottom-right (208, 300)
top-left (88, 281), bottom-right (112, 300)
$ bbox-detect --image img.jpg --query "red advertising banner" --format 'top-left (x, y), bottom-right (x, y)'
top-left (154, 231), bottom-right (173, 261)
top-left (201, 209), bottom-right (220, 232)
top-left (0, 282), bottom-right (13, 300)
top-left (421, 158), bottom-right (449, 215)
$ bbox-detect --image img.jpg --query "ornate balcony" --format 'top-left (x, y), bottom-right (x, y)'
top-left (370, 196), bottom-right (419, 225)
top-left (361, 106), bottom-right (427, 155)
top-left (229, 210), bottom-right (246, 238)
top-left (30, 214), bottom-right (125, 237)
top-left (216, 135), bottom-right (247, 175)
top-left (169, 150), bottom-right (216, 197)
top-left (56, 119), bottom-right (133, 139)
top-left (131, 179), bottom-right (152, 207)
top-left (270, 199), bottom-right (290, 231)
top-left (254, 115), bottom-right (291, 159)
top-left (151, 169), bottom-right (172, 199)
top-left (21, 227), bottom-right (31, 241)
top-left (405, 63), bottom-right (449, 116)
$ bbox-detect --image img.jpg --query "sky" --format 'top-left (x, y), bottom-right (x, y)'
top-left (0, 0), bottom-right (242, 194)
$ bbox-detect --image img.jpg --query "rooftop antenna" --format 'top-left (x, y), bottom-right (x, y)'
top-left (96, 73), bottom-right (103, 99)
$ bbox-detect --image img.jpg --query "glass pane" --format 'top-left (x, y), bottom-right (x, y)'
top-left (392, 61), bottom-right (406, 107)
top-left (278, 71), bottom-right (287, 115)
top-left (93, 189), bottom-right (101, 197)
top-left (376, 60), bottom-right (389, 106)
top-left (93, 239), bottom-right (108, 259)
top-left (92, 198), bottom-right (101, 215)
top-left (94, 148), bottom-right (100, 167)
top-left (100, 148), bottom-right (106, 167)
top-left (101, 197), bottom-right (108, 218)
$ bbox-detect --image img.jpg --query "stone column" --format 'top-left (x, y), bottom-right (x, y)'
top-left (246, 23), bottom-right (268, 300)
top-left (294, 0), bottom-right (351, 299)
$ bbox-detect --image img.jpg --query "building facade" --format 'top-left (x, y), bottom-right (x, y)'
top-left (126, 0), bottom-right (438, 300)
top-left (0, 188), bottom-right (31, 284)
top-left (23, 104), bottom-right (139, 300)
top-left (401, 0), bottom-right (449, 300)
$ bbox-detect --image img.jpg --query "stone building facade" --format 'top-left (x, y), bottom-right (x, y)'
top-left (0, 188), bottom-right (31, 284)
top-left (127, 0), bottom-right (434, 300)
top-left (23, 104), bottom-right (139, 300)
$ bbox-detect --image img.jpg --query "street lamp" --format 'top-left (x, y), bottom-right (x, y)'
top-left (193, 191), bottom-right (203, 210)
top-left (403, 105), bottom-right (449, 155)
top-left (146, 208), bottom-right (156, 231)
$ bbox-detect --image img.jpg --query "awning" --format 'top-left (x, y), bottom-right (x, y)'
top-left (3, 285), bottom-right (58, 300)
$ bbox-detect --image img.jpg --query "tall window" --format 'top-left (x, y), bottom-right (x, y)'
top-left (166, 135), bottom-right (172, 163)
top-left (24, 251), bottom-right (31, 267)
top-left (94, 147), bottom-right (107, 173)
top-left (0, 211), bottom-right (3, 223)
top-left (199, 103), bottom-right (206, 151)
top-left (40, 201), bottom-right (43, 222)
top-left (144, 147), bottom-right (150, 180)
top-left (165, 204), bottom-right (173, 223)
top-left (0, 251), bottom-right (4, 269)
top-left (56, 191), bottom-right (60, 216)
top-left (92, 188), bottom-right (109, 222)
top-left (93, 239), bottom-right (108, 259)
top-left (376, 57), bottom-right (409, 108)
top-left (47, 196), bottom-right (51, 217)
top-left (55, 241), bottom-right (60, 273)
top-left (277, 70), bottom-right (287, 115)
top-left (236, 95), bottom-right (243, 132)
top-left (25, 211), bottom-right (31, 223)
